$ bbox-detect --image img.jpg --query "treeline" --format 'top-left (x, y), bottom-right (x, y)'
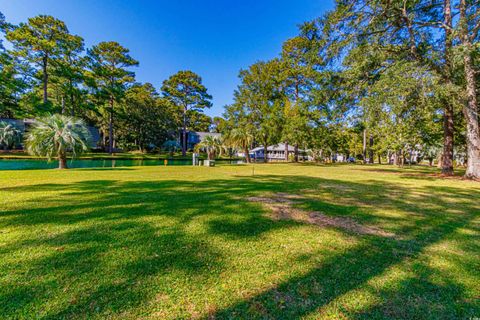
top-left (0, 13), bottom-right (214, 155)
top-left (220, 0), bottom-right (479, 178)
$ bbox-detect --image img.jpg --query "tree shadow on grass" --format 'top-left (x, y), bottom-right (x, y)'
top-left (0, 173), bottom-right (479, 318)
top-left (207, 208), bottom-right (479, 319)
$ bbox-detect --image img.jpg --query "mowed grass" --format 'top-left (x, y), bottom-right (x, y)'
top-left (0, 164), bottom-right (479, 319)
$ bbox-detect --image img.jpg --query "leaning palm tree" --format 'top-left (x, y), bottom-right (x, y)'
top-left (25, 114), bottom-right (91, 169)
top-left (225, 128), bottom-right (254, 163)
top-left (195, 135), bottom-right (224, 160)
top-left (0, 121), bottom-right (22, 150)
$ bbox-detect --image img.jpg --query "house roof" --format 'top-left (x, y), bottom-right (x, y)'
top-left (193, 132), bottom-right (221, 139)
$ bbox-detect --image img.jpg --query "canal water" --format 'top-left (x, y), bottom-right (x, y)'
top-left (0, 159), bottom-right (240, 170)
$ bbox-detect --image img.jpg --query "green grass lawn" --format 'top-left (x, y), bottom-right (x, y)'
top-left (1, 164), bottom-right (479, 319)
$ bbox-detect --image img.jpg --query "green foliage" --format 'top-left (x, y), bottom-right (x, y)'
top-left (161, 70), bottom-right (212, 154)
top-left (116, 83), bottom-right (175, 151)
top-left (0, 121), bottom-right (22, 149)
top-left (0, 12), bottom-right (28, 117)
top-left (25, 114), bottom-right (91, 167)
top-left (161, 70), bottom-right (212, 111)
top-left (6, 15), bottom-right (80, 107)
top-left (188, 110), bottom-right (212, 132)
top-left (231, 59), bottom-right (285, 150)
top-left (86, 41), bottom-right (138, 100)
top-left (194, 134), bottom-right (224, 160)
top-left (86, 41), bottom-right (138, 152)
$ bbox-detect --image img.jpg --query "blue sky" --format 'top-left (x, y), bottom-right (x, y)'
top-left (0, 0), bottom-right (333, 117)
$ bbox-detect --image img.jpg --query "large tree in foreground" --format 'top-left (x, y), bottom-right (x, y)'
top-left (25, 114), bottom-right (91, 169)
top-left (87, 41), bottom-right (138, 153)
top-left (315, 0), bottom-right (466, 175)
top-left (161, 71), bottom-right (212, 156)
top-left (459, 0), bottom-right (480, 178)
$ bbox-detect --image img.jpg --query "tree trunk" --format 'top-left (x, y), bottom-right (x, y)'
top-left (441, 0), bottom-right (455, 175)
top-left (362, 129), bottom-right (367, 164)
top-left (70, 90), bottom-right (75, 116)
top-left (437, 152), bottom-right (444, 168)
top-left (108, 96), bottom-right (114, 154)
top-left (42, 55), bottom-right (48, 104)
top-left (460, 0), bottom-right (480, 178)
top-left (182, 107), bottom-right (187, 156)
top-left (442, 105), bottom-right (455, 175)
top-left (58, 153), bottom-right (68, 169)
top-left (378, 154), bottom-right (382, 164)
top-left (61, 96), bottom-right (65, 114)
top-left (369, 135), bottom-right (374, 164)
top-left (393, 152), bottom-right (398, 166)
top-left (244, 146), bottom-right (251, 163)
top-left (294, 144), bottom-right (299, 162)
top-left (284, 141), bottom-right (289, 162)
top-left (264, 144), bottom-right (268, 163)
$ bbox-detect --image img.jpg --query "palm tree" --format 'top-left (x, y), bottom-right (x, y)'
top-left (195, 135), bottom-right (224, 161)
top-left (0, 121), bottom-right (22, 150)
top-left (225, 128), bottom-right (254, 163)
top-left (25, 114), bottom-right (91, 169)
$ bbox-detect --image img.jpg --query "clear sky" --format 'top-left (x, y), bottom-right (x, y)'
top-left (0, 0), bottom-right (334, 117)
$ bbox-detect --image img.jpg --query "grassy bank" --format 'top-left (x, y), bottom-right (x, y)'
top-left (0, 164), bottom-right (478, 319)
top-left (0, 151), bottom-right (237, 160)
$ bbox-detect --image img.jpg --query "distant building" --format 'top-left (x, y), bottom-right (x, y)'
top-left (0, 118), bottom-right (100, 149)
top-left (179, 131), bottom-right (221, 150)
top-left (250, 143), bottom-right (307, 161)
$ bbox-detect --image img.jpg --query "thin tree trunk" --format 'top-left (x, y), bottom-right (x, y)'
top-left (285, 141), bottom-right (289, 162)
top-left (70, 89), bottom-right (75, 116)
top-left (369, 135), bottom-right (374, 164)
top-left (244, 146), bottom-right (251, 163)
top-left (362, 129), bottom-right (367, 164)
top-left (294, 144), bottom-right (299, 162)
top-left (264, 144), bottom-right (268, 163)
top-left (61, 96), bottom-right (65, 114)
top-left (460, 0), bottom-right (480, 178)
top-left (42, 55), bottom-right (48, 104)
top-left (378, 154), bottom-right (381, 164)
top-left (437, 152), bottom-right (444, 168)
top-left (182, 107), bottom-right (187, 156)
top-left (108, 96), bottom-right (114, 154)
top-left (442, 105), bottom-right (455, 174)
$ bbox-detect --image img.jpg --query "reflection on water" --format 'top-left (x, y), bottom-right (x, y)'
top-left (0, 159), bottom-right (240, 170)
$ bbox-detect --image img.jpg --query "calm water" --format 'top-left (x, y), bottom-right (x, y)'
top-left (0, 159), bottom-right (240, 170)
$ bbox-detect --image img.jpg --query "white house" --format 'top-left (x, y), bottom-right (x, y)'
top-left (249, 143), bottom-right (307, 161)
